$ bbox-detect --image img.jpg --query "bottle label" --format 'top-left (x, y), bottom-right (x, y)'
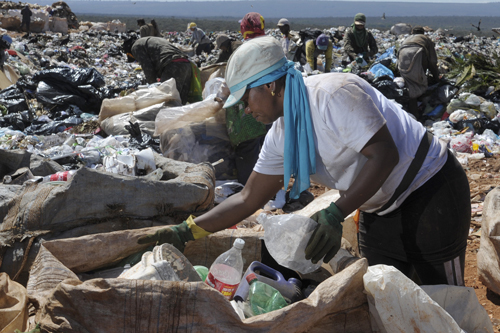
top-left (49, 171), bottom-right (70, 181)
top-left (205, 272), bottom-right (239, 300)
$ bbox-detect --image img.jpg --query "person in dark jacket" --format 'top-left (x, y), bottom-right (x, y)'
top-left (137, 18), bottom-right (161, 38)
top-left (123, 37), bottom-right (192, 104)
top-left (214, 34), bottom-right (242, 63)
top-left (21, 5), bottom-right (32, 33)
top-left (343, 13), bottom-right (378, 62)
top-left (398, 26), bottom-right (441, 119)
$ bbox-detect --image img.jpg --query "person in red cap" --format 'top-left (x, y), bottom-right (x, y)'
top-left (240, 12), bottom-right (265, 40)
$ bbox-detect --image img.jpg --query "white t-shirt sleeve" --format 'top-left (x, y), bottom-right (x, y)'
top-left (323, 82), bottom-right (386, 153)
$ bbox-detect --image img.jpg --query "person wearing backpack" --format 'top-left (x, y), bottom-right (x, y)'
top-left (398, 26), bottom-right (441, 120)
top-left (343, 13), bottom-right (378, 62)
top-left (305, 34), bottom-right (333, 73)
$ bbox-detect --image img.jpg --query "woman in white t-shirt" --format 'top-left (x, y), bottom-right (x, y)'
top-left (138, 37), bottom-right (470, 286)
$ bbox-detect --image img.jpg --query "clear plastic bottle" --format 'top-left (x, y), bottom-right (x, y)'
top-left (246, 273), bottom-right (288, 316)
top-left (41, 170), bottom-right (77, 183)
top-left (205, 238), bottom-right (245, 300)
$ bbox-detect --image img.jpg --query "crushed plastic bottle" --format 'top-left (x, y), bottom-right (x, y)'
top-left (246, 273), bottom-right (288, 316)
top-left (205, 238), bottom-right (245, 300)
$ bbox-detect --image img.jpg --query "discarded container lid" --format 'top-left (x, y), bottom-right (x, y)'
top-left (234, 238), bottom-right (245, 250)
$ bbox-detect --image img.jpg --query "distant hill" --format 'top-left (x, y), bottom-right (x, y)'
top-left (37, 1), bottom-right (500, 18)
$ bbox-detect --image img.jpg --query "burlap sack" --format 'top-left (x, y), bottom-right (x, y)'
top-left (478, 187), bottom-right (500, 295)
top-left (0, 272), bottom-right (28, 333)
top-left (27, 227), bottom-right (371, 332)
top-left (0, 156), bottom-right (215, 283)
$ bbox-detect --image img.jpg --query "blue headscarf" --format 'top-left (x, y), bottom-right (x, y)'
top-left (247, 59), bottom-right (316, 199)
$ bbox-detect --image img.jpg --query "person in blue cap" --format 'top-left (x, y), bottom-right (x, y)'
top-left (138, 36), bottom-right (470, 286)
top-left (305, 34), bottom-right (332, 73)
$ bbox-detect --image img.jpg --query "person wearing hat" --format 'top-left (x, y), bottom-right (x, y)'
top-left (122, 37), bottom-right (192, 104)
top-left (137, 18), bottom-right (161, 38)
top-left (305, 34), bottom-right (333, 73)
top-left (240, 12), bottom-right (266, 40)
top-left (214, 34), bottom-right (242, 63)
top-left (398, 26), bottom-right (441, 120)
top-left (138, 36), bottom-right (470, 287)
top-left (343, 13), bottom-right (378, 62)
top-left (187, 22), bottom-right (213, 55)
top-left (277, 18), bottom-right (299, 61)
top-left (0, 35), bottom-right (12, 68)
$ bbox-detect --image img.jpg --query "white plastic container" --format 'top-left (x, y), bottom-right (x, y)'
top-left (206, 238), bottom-right (245, 300)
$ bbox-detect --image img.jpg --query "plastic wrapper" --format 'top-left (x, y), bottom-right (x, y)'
top-left (369, 63), bottom-right (394, 79)
top-left (363, 265), bottom-right (492, 333)
top-left (450, 132), bottom-right (473, 153)
top-left (480, 101), bottom-right (497, 119)
top-left (257, 213), bottom-right (322, 274)
top-left (448, 109), bottom-right (479, 123)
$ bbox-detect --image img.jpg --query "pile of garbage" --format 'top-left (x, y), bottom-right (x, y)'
top-left (1, 9), bottom-right (500, 331)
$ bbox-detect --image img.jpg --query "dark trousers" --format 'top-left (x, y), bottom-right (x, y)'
top-left (160, 61), bottom-right (192, 105)
top-left (21, 19), bottom-right (30, 32)
top-left (196, 43), bottom-right (212, 56)
top-left (358, 150), bottom-right (470, 285)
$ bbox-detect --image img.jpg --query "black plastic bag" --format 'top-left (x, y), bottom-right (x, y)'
top-left (371, 79), bottom-right (404, 101)
top-left (32, 67), bottom-right (105, 88)
top-left (24, 115), bottom-right (83, 135)
top-left (125, 121), bottom-right (161, 153)
top-left (0, 85), bottom-right (28, 113)
top-left (0, 112), bottom-right (31, 131)
top-left (437, 85), bottom-right (458, 104)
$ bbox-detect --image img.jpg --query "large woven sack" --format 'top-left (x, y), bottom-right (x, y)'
top-left (0, 156), bottom-right (215, 283)
top-left (49, 17), bottom-right (68, 34)
top-left (478, 187), bottom-right (500, 295)
top-left (27, 227), bottom-right (371, 332)
top-left (107, 21), bottom-right (126, 33)
top-left (200, 63), bottom-right (226, 89)
top-left (98, 78), bottom-right (181, 123)
top-left (0, 272), bottom-right (28, 333)
top-left (0, 16), bottom-right (21, 30)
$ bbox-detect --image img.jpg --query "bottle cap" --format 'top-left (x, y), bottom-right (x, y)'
top-left (246, 273), bottom-right (258, 284)
top-left (233, 238), bottom-right (245, 250)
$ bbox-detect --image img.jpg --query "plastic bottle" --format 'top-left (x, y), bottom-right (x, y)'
top-left (246, 273), bottom-right (288, 316)
top-left (205, 238), bottom-right (245, 300)
top-left (41, 170), bottom-right (77, 183)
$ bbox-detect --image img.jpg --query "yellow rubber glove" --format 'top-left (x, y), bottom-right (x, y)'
top-left (137, 215), bottom-right (212, 252)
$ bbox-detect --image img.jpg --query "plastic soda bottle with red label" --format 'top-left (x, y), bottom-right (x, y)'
top-left (41, 170), bottom-right (77, 183)
top-left (205, 238), bottom-right (245, 300)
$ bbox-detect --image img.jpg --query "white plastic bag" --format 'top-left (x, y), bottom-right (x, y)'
top-left (363, 265), bottom-right (465, 333)
top-left (257, 213), bottom-right (322, 274)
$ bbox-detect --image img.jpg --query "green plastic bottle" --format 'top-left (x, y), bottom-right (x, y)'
top-left (246, 273), bottom-right (288, 316)
top-left (194, 265), bottom-right (208, 282)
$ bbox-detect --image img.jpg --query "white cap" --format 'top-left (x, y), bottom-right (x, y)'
top-left (233, 238), bottom-right (245, 250)
top-left (277, 18), bottom-right (290, 27)
top-left (224, 36), bottom-right (286, 108)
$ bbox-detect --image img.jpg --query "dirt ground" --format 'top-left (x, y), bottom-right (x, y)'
top-left (306, 155), bottom-right (500, 331)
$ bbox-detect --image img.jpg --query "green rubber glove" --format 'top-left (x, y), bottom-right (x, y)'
top-left (137, 216), bottom-right (213, 253)
top-left (305, 202), bottom-right (344, 264)
top-left (137, 221), bottom-right (194, 252)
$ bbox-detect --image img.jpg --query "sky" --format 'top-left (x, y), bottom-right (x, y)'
top-left (153, 0), bottom-right (498, 2)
